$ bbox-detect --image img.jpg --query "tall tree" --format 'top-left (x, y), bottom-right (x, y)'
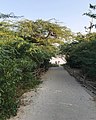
top-left (17, 19), bottom-right (73, 45)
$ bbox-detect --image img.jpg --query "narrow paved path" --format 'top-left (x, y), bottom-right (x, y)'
top-left (10, 67), bottom-right (96, 120)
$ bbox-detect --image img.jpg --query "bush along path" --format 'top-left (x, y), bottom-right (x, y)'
top-left (0, 39), bottom-right (53, 120)
top-left (60, 33), bottom-right (96, 98)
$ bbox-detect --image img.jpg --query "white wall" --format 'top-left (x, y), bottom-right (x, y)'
top-left (50, 56), bottom-right (66, 65)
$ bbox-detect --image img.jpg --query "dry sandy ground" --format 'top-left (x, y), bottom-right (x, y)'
top-left (9, 67), bottom-right (96, 120)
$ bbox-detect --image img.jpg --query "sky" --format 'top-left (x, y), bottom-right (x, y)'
top-left (0, 0), bottom-right (96, 33)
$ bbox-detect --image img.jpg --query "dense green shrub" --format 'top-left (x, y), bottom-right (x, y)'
top-left (60, 39), bottom-right (96, 80)
top-left (0, 46), bottom-right (19, 119)
top-left (0, 39), bottom-right (54, 119)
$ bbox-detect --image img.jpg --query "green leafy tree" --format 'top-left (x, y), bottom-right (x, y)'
top-left (0, 13), bottom-right (23, 44)
top-left (0, 16), bottom-right (73, 119)
top-left (17, 19), bottom-right (73, 45)
top-left (85, 32), bottom-right (96, 41)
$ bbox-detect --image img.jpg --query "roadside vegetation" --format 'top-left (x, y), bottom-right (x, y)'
top-left (60, 4), bottom-right (96, 85)
top-left (0, 14), bottom-right (72, 120)
top-left (60, 32), bottom-right (96, 81)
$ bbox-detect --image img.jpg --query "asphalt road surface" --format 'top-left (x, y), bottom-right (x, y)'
top-left (10, 67), bottom-right (96, 120)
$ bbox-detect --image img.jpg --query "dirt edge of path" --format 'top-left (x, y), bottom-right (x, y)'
top-left (63, 64), bottom-right (96, 101)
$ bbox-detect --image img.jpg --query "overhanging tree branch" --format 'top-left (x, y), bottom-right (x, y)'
top-left (0, 12), bottom-right (23, 19)
top-left (83, 3), bottom-right (96, 33)
top-left (90, 4), bottom-right (96, 10)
